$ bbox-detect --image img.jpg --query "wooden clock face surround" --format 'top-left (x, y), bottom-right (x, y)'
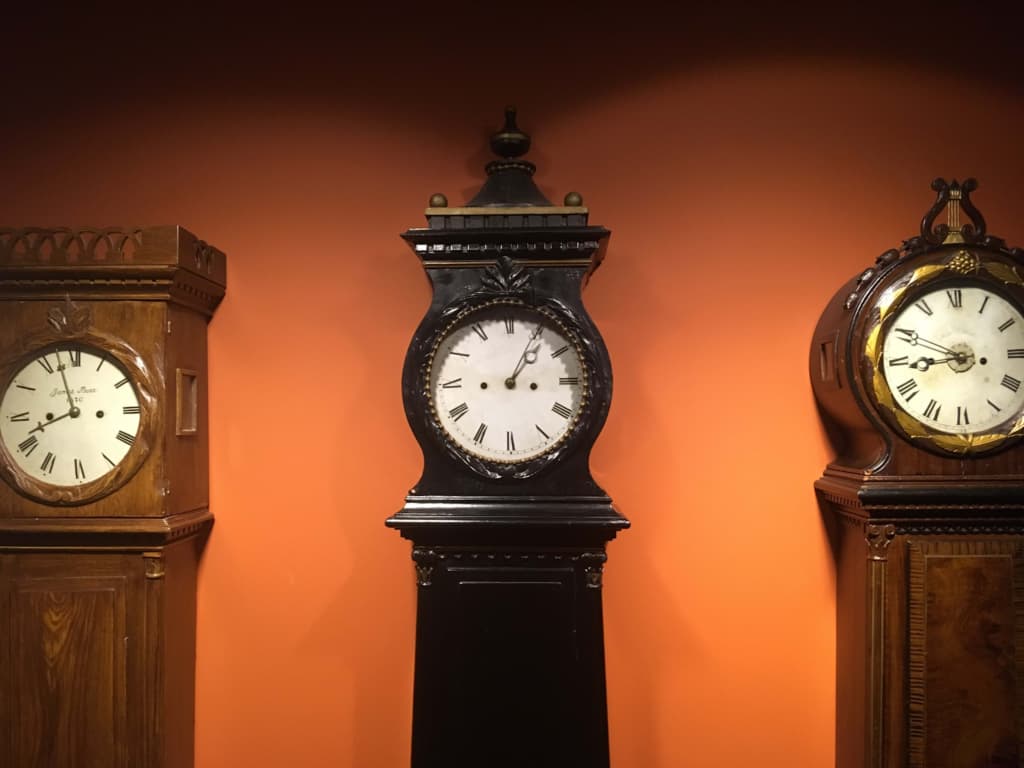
top-left (417, 290), bottom-right (601, 481)
top-left (0, 319), bottom-right (159, 506)
top-left (858, 248), bottom-right (1024, 456)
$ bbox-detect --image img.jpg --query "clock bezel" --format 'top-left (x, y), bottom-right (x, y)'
top-left (862, 248), bottom-right (1024, 455)
top-left (421, 295), bottom-right (595, 480)
top-left (0, 330), bottom-right (159, 506)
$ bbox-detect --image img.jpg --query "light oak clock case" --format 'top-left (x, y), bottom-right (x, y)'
top-left (810, 180), bottom-right (1024, 768)
top-left (0, 226), bottom-right (225, 768)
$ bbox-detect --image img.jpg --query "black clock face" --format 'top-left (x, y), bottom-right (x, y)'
top-left (0, 344), bottom-right (142, 487)
top-left (427, 301), bottom-right (588, 465)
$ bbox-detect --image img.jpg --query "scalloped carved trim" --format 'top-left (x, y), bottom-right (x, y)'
top-left (0, 227), bottom-right (144, 264)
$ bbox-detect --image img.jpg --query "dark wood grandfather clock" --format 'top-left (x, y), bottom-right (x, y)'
top-left (0, 226), bottom-right (226, 768)
top-left (811, 180), bottom-right (1024, 768)
top-left (388, 109), bottom-right (628, 768)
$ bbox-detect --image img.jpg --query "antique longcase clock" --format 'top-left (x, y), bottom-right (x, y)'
top-left (0, 226), bottom-right (226, 768)
top-left (811, 180), bottom-right (1024, 768)
top-left (389, 110), bottom-right (628, 768)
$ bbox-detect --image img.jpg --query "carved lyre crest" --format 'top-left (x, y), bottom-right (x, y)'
top-left (920, 177), bottom-right (986, 246)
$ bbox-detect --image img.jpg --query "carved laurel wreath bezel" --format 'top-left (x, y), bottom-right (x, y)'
top-left (862, 248), bottom-right (1024, 456)
top-left (421, 294), bottom-right (595, 480)
top-left (0, 309), bottom-right (160, 506)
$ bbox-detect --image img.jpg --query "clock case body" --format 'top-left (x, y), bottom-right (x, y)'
top-left (0, 226), bottom-right (225, 768)
top-left (810, 180), bottom-right (1024, 768)
top-left (389, 116), bottom-right (628, 768)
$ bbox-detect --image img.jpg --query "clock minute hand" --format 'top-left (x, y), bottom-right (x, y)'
top-left (54, 350), bottom-right (81, 417)
top-left (505, 323), bottom-right (545, 388)
top-left (894, 328), bottom-right (960, 358)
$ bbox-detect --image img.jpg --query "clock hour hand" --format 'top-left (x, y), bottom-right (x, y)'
top-left (28, 409), bottom-right (75, 434)
top-left (910, 354), bottom-right (972, 372)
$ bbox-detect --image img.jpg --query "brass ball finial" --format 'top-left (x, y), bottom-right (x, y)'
top-left (429, 193), bottom-right (448, 208)
top-left (490, 106), bottom-right (531, 160)
top-left (564, 191), bottom-right (583, 207)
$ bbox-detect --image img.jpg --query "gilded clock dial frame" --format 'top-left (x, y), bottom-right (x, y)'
top-left (422, 297), bottom-right (594, 479)
top-left (0, 329), bottom-right (158, 505)
top-left (863, 250), bottom-right (1024, 455)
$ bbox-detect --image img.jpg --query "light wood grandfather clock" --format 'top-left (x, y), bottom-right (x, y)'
top-left (0, 226), bottom-right (226, 768)
top-left (811, 180), bottom-right (1024, 768)
top-left (389, 109), bottom-right (628, 768)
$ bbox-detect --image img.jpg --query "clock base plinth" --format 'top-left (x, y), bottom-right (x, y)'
top-left (0, 512), bottom-right (212, 768)
top-left (390, 505), bottom-right (626, 768)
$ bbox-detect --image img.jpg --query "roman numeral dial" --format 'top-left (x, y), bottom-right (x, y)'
top-left (0, 343), bottom-right (145, 487)
top-left (428, 302), bottom-right (587, 463)
top-left (881, 285), bottom-right (1024, 435)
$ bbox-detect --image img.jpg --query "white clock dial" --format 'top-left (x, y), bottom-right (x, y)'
top-left (429, 303), bottom-right (587, 463)
top-left (882, 286), bottom-right (1024, 434)
top-left (0, 345), bottom-right (142, 486)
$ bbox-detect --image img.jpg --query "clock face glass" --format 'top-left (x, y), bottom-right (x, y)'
top-left (881, 285), bottom-right (1024, 434)
top-left (0, 344), bottom-right (142, 486)
top-left (428, 303), bottom-right (587, 463)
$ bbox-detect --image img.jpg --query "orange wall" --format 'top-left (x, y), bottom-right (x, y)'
top-left (2, 9), bottom-right (1023, 767)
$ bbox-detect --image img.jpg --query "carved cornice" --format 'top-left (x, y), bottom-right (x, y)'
top-left (0, 226), bottom-right (226, 315)
top-left (413, 239), bottom-right (604, 261)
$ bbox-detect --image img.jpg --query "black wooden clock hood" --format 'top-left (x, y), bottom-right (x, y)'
top-left (389, 107), bottom-right (628, 544)
top-left (388, 109), bottom-right (628, 768)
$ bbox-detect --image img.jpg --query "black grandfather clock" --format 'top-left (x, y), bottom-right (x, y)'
top-left (811, 180), bottom-right (1024, 768)
top-left (388, 109), bottom-right (628, 768)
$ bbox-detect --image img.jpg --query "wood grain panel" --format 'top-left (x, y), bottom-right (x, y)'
top-left (6, 574), bottom-right (129, 768)
top-left (908, 539), bottom-right (1023, 768)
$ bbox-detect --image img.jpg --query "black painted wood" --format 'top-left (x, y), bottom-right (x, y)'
top-left (388, 110), bottom-right (627, 768)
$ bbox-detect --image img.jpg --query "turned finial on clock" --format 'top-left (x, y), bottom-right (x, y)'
top-left (467, 107), bottom-right (552, 207)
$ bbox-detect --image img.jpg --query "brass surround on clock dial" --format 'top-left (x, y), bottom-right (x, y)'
top-left (862, 250), bottom-right (1024, 455)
